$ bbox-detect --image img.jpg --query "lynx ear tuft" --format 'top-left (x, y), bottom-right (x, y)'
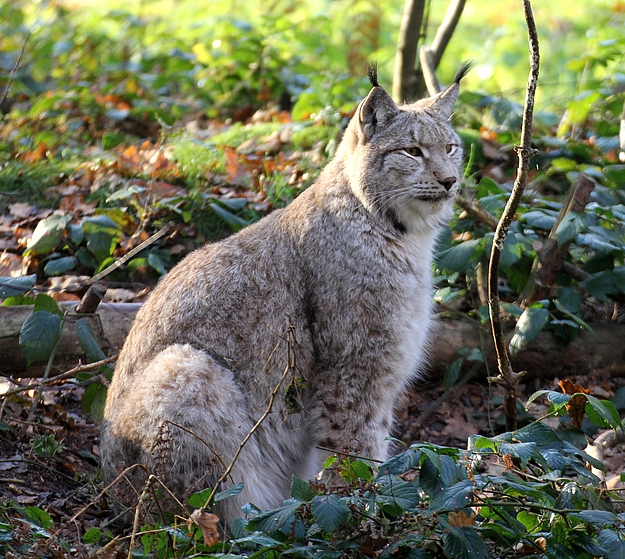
top-left (367, 61), bottom-right (380, 88)
top-left (453, 60), bottom-right (472, 85)
top-left (426, 61), bottom-right (471, 119)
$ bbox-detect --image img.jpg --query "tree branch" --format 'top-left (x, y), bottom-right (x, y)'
top-left (0, 33), bottom-right (29, 109)
top-left (429, 0), bottom-right (466, 69)
top-left (487, 0), bottom-right (540, 432)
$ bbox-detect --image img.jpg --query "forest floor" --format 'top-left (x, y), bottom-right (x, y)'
top-left (2, 362), bottom-right (625, 556)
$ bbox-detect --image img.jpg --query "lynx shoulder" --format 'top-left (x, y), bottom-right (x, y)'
top-left (100, 66), bottom-right (467, 525)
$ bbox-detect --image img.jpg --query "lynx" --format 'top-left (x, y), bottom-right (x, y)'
top-left (100, 65), bottom-right (468, 525)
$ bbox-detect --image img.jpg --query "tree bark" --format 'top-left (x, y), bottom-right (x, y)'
top-left (1, 303), bottom-right (623, 379)
top-left (393, 0), bottom-right (428, 102)
top-left (393, 0), bottom-right (466, 101)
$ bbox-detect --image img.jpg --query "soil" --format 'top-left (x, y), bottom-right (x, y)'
top-left (1, 366), bottom-right (624, 557)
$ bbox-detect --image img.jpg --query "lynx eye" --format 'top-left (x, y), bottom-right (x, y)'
top-left (446, 144), bottom-right (457, 154)
top-left (405, 147), bottom-right (423, 157)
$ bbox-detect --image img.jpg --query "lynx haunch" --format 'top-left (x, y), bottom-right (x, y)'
top-left (101, 65), bottom-right (468, 525)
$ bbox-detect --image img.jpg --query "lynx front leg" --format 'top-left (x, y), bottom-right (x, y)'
top-left (314, 391), bottom-right (396, 464)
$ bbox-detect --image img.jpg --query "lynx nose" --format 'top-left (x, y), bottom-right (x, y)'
top-left (439, 177), bottom-right (456, 191)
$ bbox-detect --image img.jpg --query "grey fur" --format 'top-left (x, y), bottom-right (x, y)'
top-left (100, 74), bottom-right (465, 525)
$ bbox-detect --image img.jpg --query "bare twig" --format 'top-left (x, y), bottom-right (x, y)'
top-left (199, 326), bottom-right (297, 514)
top-left (87, 221), bottom-right (173, 284)
top-left (0, 33), bottom-right (29, 108)
top-left (75, 284), bottom-right (106, 314)
top-left (455, 194), bottom-right (500, 230)
top-left (0, 355), bottom-right (117, 399)
top-left (420, 0), bottom-right (467, 95)
top-left (487, 0), bottom-right (540, 432)
top-left (428, 0), bottom-right (466, 69)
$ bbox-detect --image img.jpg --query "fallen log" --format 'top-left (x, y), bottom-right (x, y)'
top-left (1, 303), bottom-right (624, 379)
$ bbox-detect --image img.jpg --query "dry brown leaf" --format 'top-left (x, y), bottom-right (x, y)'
top-left (448, 510), bottom-right (476, 528)
top-left (190, 509), bottom-right (220, 546)
top-left (559, 379), bottom-right (590, 429)
top-left (502, 453), bottom-right (515, 471)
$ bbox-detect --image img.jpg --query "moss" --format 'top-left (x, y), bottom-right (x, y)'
top-left (290, 124), bottom-right (338, 150)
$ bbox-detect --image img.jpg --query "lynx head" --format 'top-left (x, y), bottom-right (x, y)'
top-left (340, 63), bottom-right (470, 233)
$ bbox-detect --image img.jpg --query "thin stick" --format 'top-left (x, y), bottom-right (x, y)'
top-left (199, 326), bottom-right (296, 513)
top-left (0, 355), bottom-right (117, 399)
top-left (0, 33), bottom-right (30, 107)
top-left (487, 0), bottom-right (540, 432)
top-left (87, 221), bottom-right (173, 284)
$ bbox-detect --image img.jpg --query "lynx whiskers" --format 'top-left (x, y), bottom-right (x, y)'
top-left (101, 63), bottom-right (469, 527)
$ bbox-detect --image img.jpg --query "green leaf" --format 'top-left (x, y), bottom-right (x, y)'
top-left (523, 210), bottom-right (557, 230)
top-left (43, 256), bottom-right (77, 277)
top-left (311, 495), bottom-right (350, 533)
top-left (218, 197), bottom-right (248, 210)
top-left (443, 524), bottom-right (489, 559)
top-left (570, 510), bottom-right (617, 527)
top-left (1, 294), bottom-right (36, 306)
top-left (0, 274), bottom-right (37, 298)
top-left (611, 386), bottom-right (625, 411)
top-left (291, 476), bottom-right (315, 501)
top-left (553, 298), bottom-right (595, 337)
top-left (105, 185), bottom-right (146, 202)
top-left (247, 500), bottom-right (301, 535)
top-left (19, 311), bottom-right (62, 365)
top-left (25, 214), bottom-right (71, 256)
top-left (86, 231), bottom-right (120, 263)
top-left (579, 270), bottom-right (617, 302)
top-left (436, 239), bottom-right (481, 273)
top-left (214, 482), bottom-right (244, 502)
top-left (209, 202), bottom-right (249, 231)
top-left (498, 442), bottom-right (540, 468)
top-left (444, 358), bottom-right (463, 390)
top-left (468, 435), bottom-right (498, 453)
top-left (612, 266), bottom-right (625, 293)
top-left (82, 216), bottom-right (122, 263)
top-left (603, 164), bottom-right (625, 182)
top-left (379, 446), bottom-right (423, 476)
top-left (376, 476), bottom-right (418, 512)
top-left (188, 487), bottom-right (212, 509)
top-left (76, 318), bottom-right (107, 362)
top-left (429, 479), bottom-right (474, 512)
top-left (598, 529), bottom-right (625, 559)
top-left (517, 510), bottom-right (539, 532)
top-left (102, 131), bottom-right (125, 150)
top-left (509, 307), bottom-right (550, 355)
top-left (147, 252), bottom-right (168, 275)
top-left (33, 293), bottom-right (61, 315)
top-left (585, 395), bottom-right (623, 430)
top-left (83, 527), bottom-right (102, 544)
top-left (554, 211), bottom-right (593, 246)
top-left (19, 505), bottom-right (54, 530)
top-left (526, 389), bottom-right (570, 408)
top-left (497, 421), bottom-right (561, 446)
top-left (82, 382), bottom-right (107, 421)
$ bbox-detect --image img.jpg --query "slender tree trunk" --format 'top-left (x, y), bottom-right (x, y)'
top-left (393, 0), bottom-right (467, 102)
top-left (393, 0), bottom-right (428, 102)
